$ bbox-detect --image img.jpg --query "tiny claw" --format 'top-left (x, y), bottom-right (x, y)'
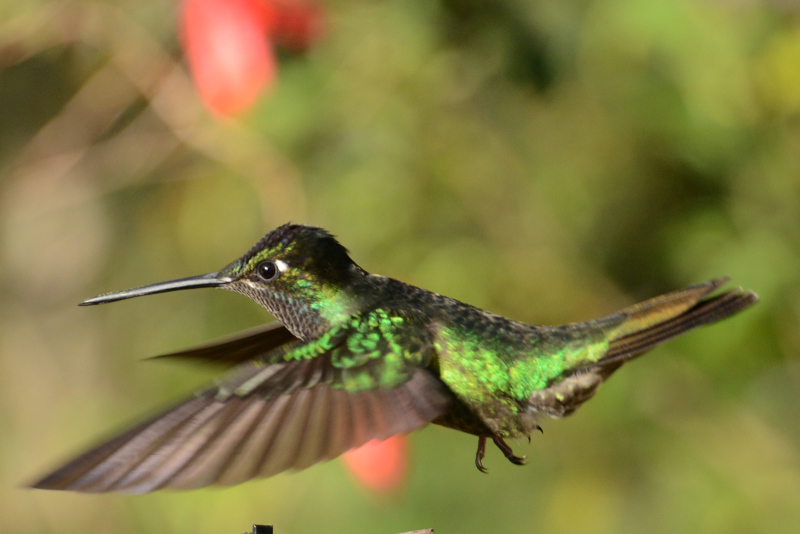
top-left (506, 453), bottom-right (527, 465)
top-left (536, 424), bottom-right (544, 434)
top-left (492, 436), bottom-right (527, 466)
top-left (475, 460), bottom-right (488, 474)
top-left (475, 436), bottom-right (488, 473)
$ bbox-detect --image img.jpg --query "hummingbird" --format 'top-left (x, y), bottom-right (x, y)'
top-left (33, 223), bottom-right (758, 493)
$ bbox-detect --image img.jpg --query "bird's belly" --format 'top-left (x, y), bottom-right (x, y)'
top-left (435, 343), bottom-right (539, 437)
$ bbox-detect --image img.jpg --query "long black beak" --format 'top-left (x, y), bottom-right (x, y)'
top-left (79, 272), bottom-right (232, 306)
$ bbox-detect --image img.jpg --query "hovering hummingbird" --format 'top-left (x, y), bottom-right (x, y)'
top-left (33, 223), bottom-right (757, 493)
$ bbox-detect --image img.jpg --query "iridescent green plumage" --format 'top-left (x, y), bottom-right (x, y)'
top-left (33, 224), bottom-right (758, 492)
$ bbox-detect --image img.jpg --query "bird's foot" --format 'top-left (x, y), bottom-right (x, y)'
top-left (492, 436), bottom-right (526, 466)
top-left (474, 436), bottom-right (488, 473)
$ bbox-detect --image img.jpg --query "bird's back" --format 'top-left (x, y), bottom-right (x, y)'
top-left (375, 277), bottom-right (757, 438)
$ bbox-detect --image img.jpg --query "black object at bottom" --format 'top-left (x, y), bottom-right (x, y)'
top-left (244, 525), bottom-right (272, 534)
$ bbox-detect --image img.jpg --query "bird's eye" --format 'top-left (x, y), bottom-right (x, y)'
top-left (256, 261), bottom-right (279, 281)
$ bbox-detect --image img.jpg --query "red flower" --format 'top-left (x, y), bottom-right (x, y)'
top-left (180, 0), bottom-right (322, 116)
top-left (260, 0), bottom-right (324, 51)
top-left (342, 436), bottom-right (408, 492)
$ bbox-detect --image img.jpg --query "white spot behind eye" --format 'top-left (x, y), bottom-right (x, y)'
top-left (275, 259), bottom-right (289, 272)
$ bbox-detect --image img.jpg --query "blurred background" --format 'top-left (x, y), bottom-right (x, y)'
top-left (1, 0), bottom-right (799, 533)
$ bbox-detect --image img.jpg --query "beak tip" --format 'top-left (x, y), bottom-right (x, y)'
top-left (78, 295), bottom-right (108, 306)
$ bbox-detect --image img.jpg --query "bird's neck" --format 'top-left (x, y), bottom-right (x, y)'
top-left (259, 276), bottom-right (373, 341)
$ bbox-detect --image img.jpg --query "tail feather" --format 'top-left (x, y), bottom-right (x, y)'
top-left (602, 281), bottom-right (758, 366)
top-left (608, 278), bottom-right (729, 340)
top-left (528, 278), bottom-right (757, 420)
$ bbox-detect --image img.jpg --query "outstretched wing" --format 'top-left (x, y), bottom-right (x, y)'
top-left (150, 322), bottom-right (298, 367)
top-left (32, 310), bottom-right (452, 493)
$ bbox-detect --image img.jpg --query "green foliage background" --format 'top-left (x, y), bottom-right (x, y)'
top-left (1, 1), bottom-right (798, 533)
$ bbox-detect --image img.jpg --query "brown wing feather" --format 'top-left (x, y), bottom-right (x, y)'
top-left (31, 358), bottom-right (451, 493)
top-left (150, 323), bottom-right (299, 367)
top-left (30, 394), bottom-right (216, 492)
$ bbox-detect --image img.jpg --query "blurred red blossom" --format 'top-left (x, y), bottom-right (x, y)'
top-left (342, 435), bottom-right (408, 492)
top-left (180, 0), bottom-right (323, 116)
top-left (260, 0), bottom-right (324, 50)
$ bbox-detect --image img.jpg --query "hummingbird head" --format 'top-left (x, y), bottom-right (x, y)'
top-left (81, 224), bottom-right (367, 339)
top-left (218, 224), bottom-right (367, 337)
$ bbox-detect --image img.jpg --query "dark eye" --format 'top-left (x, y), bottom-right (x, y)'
top-left (256, 261), bottom-right (279, 281)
